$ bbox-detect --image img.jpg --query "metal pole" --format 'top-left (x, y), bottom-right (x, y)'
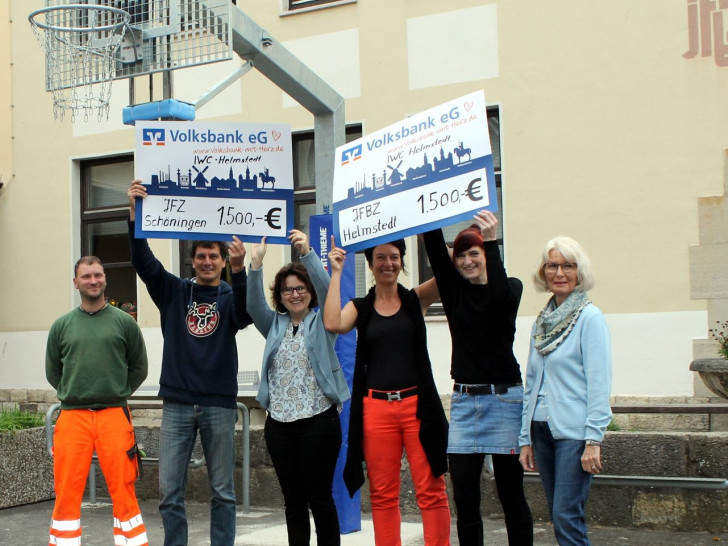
top-left (523, 473), bottom-right (728, 490)
top-left (237, 402), bottom-right (250, 514)
top-left (45, 403), bottom-right (60, 457)
top-left (194, 62), bottom-right (254, 111)
top-left (230, 7), bottom-right (346, 210)
top-left (88, 463), bottom-right (97, 504)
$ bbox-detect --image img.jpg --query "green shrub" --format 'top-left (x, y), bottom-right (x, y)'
top-left (0, 408), bottom-right (45, 433)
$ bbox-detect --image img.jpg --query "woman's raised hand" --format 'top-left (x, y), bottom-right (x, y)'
top-left (473, 210), bottom-right (498, 242)
top-left (250, 236), bottom-right (267, 270)
top-left (328, 235), bottom-right (346, 273)
top-left (288, 229), bottom-right (309, 256)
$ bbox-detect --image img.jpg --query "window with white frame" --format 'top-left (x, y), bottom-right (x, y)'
top-left (417, 106), bottom-right (503, 310)
top-left (80, 155), bottom-right (138, 308)
top-left (285, 0), bottom-right (355, 13)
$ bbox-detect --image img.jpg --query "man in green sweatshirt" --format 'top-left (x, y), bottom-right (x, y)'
top-left (46, 256), bottom-right (149, 546)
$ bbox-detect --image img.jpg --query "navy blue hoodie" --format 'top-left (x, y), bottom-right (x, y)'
top-left (129, 221), bottom-right (252, 408)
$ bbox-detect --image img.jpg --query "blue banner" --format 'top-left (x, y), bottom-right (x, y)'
top-left (309, 213), bottom-right (361, 534)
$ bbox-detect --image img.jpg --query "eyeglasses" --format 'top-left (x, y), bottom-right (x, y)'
top-left (281, 285), bottom-right (308, 296)
top-left (544, 262), bottom-right (577, 274)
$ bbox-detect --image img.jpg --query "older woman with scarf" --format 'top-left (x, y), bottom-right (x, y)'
top-left (324, 237), bottom-right (451, 546)
top-left (519, 236), bottom-right (612, 546)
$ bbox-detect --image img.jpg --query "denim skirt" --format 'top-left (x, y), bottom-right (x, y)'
top-left (447, 385), bottom-right (524, 454)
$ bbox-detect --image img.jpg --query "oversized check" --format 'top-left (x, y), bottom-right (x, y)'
top-left (134, 121), bottom-right (293, 244)
top-left (332, 90), bottom-right (496, 251)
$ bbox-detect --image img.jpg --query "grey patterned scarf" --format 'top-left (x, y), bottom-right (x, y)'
top-left (533, 290), bottom-right (591, 355)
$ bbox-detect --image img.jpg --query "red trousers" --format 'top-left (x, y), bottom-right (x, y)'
top-left (49, 407), bottom-right (148, 546)
top-left (362, 393), bottom-right (451, 546)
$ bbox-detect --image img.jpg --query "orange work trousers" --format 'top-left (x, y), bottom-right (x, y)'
top-left (49, 407), bottom-right (148, 546)
top-left (362, 394), bottom-right (451, 546)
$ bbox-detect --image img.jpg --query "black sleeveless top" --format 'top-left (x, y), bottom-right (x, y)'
top-left (363, 306), bottom-right (418, 390)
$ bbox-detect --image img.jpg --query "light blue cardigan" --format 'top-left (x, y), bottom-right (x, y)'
top-left (519, 303), bottom-right (612, 445)
top-left (246, 251), bottom-right (351, 410)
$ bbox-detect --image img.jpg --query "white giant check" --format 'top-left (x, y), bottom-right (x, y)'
top-left (332, 90), bottom-right (496, 251)
top-left (134, 121), bottom-right (293, 244)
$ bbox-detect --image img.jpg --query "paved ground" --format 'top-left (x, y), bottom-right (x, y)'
top-left (2, 499), bottom-right (727, 545)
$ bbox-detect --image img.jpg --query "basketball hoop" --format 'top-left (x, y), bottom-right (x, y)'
top-left (29, 4), bottom-right (131, 122)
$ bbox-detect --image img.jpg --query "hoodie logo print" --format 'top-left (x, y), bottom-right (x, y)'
top-left (186, 302), bottom-right (219, 337)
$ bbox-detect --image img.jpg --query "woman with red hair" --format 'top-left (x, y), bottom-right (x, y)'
top-left (423, 210), bottom-right (533, 545)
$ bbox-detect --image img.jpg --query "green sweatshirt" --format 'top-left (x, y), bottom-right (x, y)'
top-left (46, 305), bottom-right (148, 409)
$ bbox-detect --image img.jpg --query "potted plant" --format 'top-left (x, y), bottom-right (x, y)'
top-left (709, 320), bottom-right (728, 359)
top-left (690, 320), bottom-right (728, 399)
top-left (120, 301), bottom-right (138, 321)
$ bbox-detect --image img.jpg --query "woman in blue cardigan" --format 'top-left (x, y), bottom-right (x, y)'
top-left (247, 229), bottom-right (350, 546)
top-left (519, 236), bottom-right (612, 546)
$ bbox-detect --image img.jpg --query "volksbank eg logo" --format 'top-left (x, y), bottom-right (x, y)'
top-left (142, 128), bottom-right (165, 146)
top-left (340, 144), bottom-right (362, 166)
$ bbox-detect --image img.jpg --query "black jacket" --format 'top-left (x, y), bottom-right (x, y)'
top-left (343, 283), bottom-right (449, 497)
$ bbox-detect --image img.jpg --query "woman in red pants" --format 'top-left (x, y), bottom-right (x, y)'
top-left (324, 237), bottom-right (451, 546)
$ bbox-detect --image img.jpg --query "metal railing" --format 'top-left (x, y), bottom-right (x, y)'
top-left (45, 401), bottom-right (250, 513)
top-left (523, 473), bottom-right (728, 489)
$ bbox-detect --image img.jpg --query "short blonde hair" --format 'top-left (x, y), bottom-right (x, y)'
top-left (533, 236), bottom-right (595, 293)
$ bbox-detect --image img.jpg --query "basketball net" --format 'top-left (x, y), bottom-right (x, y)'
top-left (29, 5), bottom-right (130, 122)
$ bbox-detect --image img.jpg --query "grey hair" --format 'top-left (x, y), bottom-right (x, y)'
top-left (533, 236), bottom-right (595, 293)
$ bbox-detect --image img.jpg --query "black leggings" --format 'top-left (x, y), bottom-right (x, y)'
top-left (265, 406), bottom-right (342, 546)
top-left (449, 452), bottom-right (533, 546)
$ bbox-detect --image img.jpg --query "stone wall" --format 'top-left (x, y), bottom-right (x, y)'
top-left (0, 388), bottom-right (59, 415)
top-left (4, 421), bottom-right (728, 532)
top-left (0, 427), bottom-right (54, 509)
top-left (6, 390), bottom-right (728, 533)
top-left (87, 427), bottom-right (728, 533)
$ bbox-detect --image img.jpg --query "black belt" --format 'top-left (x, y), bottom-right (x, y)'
top-left (368, 387), bottom-right (417, 402)
top-left (453, 382), bottom-right (522, 395)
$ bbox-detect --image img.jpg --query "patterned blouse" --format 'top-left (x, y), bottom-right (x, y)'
top-left (267, 320), bottom-right (332, 422)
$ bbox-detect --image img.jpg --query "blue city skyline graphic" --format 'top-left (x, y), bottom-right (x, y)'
top-left (336, 139), bottom-right (494, 208)
top-left (143, 163), bottom-right (292, 200)
top-left (333, 137), bottom-right (497, 252)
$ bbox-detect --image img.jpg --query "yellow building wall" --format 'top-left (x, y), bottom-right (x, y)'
top-left (2, 0), bottom-right (724, 396)
top-left (0, 1), bottom-right (12, 201)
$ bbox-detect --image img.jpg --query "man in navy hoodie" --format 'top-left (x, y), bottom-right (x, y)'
top-left (128, 179), bottom-right (253, 546)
